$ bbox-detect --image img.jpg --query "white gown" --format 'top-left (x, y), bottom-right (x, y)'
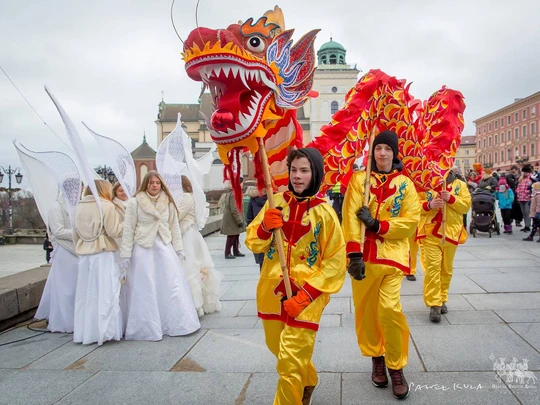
top-left (182, 224), bottom-right (223, 316)
top-left (35, 245), bottom-right (78, 333)
top-left (178, 193), bottom-right (222, 316)
top-left (124, 236), bottom-right (201, 341)
top-left (73, 251), bottom-right (123, 345)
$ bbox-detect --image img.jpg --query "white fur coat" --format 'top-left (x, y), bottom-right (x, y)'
top-left (120, 191), bottom-right (182, 258)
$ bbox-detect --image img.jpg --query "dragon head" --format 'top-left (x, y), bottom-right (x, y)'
top-left (182, 6), bottom-right (319, 164)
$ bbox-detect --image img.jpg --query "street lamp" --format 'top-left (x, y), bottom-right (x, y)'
top-left (95, 165), bottom-right (117, 183)
top-left (0, 166), bottom-right (23, 234)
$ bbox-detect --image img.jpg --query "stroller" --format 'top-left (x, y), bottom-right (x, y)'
top-left (469, 189), bottom-right (500, 237)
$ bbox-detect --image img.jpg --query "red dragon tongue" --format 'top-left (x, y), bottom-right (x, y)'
top-left (211, 108), bottom-right (235, 132)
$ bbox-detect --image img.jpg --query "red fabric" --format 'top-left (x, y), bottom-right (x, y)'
top-left (302, 282), bottom-right (323, 301)
top-left (422, 201), bottom-right (431, 211)
top-left (447, 195), bottom-right (456, 204)
top-left (257, 224), bottom-right (273, 240)
top-left (378, 220), bottom-right (390, 235)
top-left (346, 241), bottom-right (362, 255)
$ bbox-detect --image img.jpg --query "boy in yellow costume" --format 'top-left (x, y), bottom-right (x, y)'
top-left (417, 171), bottom-right (471, 322)
top-left (342, 130), bottom-right (420, 400)
top-left (246, 148), bottom-right (346, 405)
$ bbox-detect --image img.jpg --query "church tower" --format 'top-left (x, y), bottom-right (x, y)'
top-left (307, 38), bottom-right (360, 141)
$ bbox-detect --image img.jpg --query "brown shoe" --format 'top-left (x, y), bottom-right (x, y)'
top-left (371, 356), bottom-right (388, 387)
top-left (388, 368), bottom-right (410, 399)
top-left (302, 381), bottom-right (319, 405)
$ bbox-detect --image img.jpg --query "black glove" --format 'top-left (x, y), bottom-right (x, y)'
top-left (347, 254), bottom-right (365, 281)
top-left (357, 206), bottom-right (380, 232)
top-left (237, 222), bottom-right (243, 228)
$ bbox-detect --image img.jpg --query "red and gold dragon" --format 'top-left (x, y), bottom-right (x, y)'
top-left (182, 6), bottom-right (465, 207)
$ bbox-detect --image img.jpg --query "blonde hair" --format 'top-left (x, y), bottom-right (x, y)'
top-left (112, 181), bottom-right (123, 197)
top-left (181, 175), bottom-right (193, 193)
top-left (83, 180), bottom-right (113, 201)
top-left (136, 171), bottom-right (176, 205)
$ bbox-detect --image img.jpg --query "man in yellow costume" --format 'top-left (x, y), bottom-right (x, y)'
top-left (417, 171), bottom-right (471, 322)
top-left (342, 130), bottom-right (420, 400)
top-left (246, 147), bottom-right (346, 405)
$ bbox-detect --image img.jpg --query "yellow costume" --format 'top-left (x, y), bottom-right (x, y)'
top-left (342, 169), bottom-right (420, 370)
top-left (417, 178), bottom-right (471, 307)
top-left (246, 191), bottom-right (346, 405)
top-left (408, 233), bottom-right (419, 276)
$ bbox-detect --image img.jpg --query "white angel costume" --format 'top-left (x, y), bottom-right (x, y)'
top-left (35, 198), bottom-right (79, 333)
top-left (120, 191), bottom-right (200, 341)
top-left (178, 192), bottom-right (222, 316)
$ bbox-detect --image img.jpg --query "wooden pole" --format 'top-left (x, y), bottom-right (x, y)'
top-left (441, 178), bottom-right (447, 246)
top-left (258, 138), bottom-right (293, 299)
top-left (360, 128), bottom-right (378, 249)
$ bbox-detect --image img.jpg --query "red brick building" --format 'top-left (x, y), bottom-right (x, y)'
top-left (474, 91), bottom-right (540, 170)
top-left (131, 135), bottom-right (156, 188)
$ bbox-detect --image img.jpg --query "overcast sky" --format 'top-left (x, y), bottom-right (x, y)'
top-left (1, 0), bottom-right (539, 188)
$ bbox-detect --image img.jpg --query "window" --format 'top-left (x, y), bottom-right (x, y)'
top-left (484, 125), bottom-right (486, 134)
top-left (495, 135), bottom-right (498, 144)
top-left (489, 123), bottom-right (492, 131)
top-left (488, 137), bottom-right (492, 146)
top-left (465, 159), bottom-right (469, 164)
top-left (466, 150), bottom-right (470, 155)
top-left (532, 122), bottom-right (536, 134)
top-left (523, 125), bottom-right (527, 137)
top-left (523, 145), bottom-right (527, 155)
top-left (532, 144), bottom-right (535, 157)
top-left (508, 149), bottom-right (512, 160)
top-left (456, 159), bottom-right (460, 164)
top-left (508, 115), bottom-right (512, 125)
top-left (515, 147), bottom-right (519, 158)
top-left (501, 151), bottom-right (504, 161)
top-left (483, 155), bottom-right (486, 164)
top-left (515, 112), bottom-right (519, 122)
top-left (507, 130), bottom-right (511, 141)
top-left (331, 86), bottom-right (338, 93)
top-left (515, 128), bottom-right (519, 138)
top-left (501, 118), bottom-right (504, 127)
top-left (532, 106), bottom-right (536, 116)
top-left (483, 139), bottom-right (486, 148)
top-left (488, 153), bottom-right (492, 164)
top-left (331, 101), bottom-right (339, 114)
top-left (523, 109), bottom-right (527, 119)
top-left (495, 121), bottom-right (498, 130)
top-left (329, 54), bottom-right (337, 64)
top-left (495, 152), bottom-right (498, 163)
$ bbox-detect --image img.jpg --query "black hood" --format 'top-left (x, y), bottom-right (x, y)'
top-left (288, 148), bottom-right (324, 198)
top-left (252, 195), bottom-right (267, 207)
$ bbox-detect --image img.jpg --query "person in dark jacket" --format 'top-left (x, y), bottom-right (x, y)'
top-left (506, 165), bottom-right (523, 226)
top-left (219, 178), bottom-right (246, 259)
top-left (246, 187), bottom-right (268, 270)
top-left (43, 232), bottom-right (54, 263)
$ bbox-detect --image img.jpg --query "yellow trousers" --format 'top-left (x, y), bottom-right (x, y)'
top-left (420, 235), bottom-right (458, 307)
top-left (262, 320), bottom-right (318, 405)
top-left (351, 264), bottom-right (409, 370)
top-left (408, 234), bottom-right (419, 275)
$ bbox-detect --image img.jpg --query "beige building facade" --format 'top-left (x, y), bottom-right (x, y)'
top-left (474, 91), bottom-right (540, 170)
top-left (454, 136), bottom-right (476, 175)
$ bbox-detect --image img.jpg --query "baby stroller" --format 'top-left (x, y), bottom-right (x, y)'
top-left (469, 189), bottom-right (500, 237)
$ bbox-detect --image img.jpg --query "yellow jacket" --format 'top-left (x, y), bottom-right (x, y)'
top-left (245, 191), bottom-right (346, 331)
top-left (342, 169), bottom-right (420, 273)
top-left (417, 178), bottom-right (471, 245)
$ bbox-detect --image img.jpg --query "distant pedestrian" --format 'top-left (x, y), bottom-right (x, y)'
top-left (516, 166), bottom-right (533, 232)
top-left (246, 186), bottom-right (267, 270)
top-left (523, 182), bottom-right (540, 241)
top-left (43, 233), bottom-right (53, 264)
top-left (495, 178), bottom-right (514, 234)
top-left (220, 177), bottom-right (246, 259)
top-left (506, 165), bottom-right (523, 227)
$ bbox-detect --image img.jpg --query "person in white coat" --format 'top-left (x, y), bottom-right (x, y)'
top-left (120, 171), bottom-right (200, 341)
top-left (73, 180), bottom-right (124, 346)
top-left (35, 195), bottom-right (79, 333)
top-left (178, 175), bottom-right (222, 316)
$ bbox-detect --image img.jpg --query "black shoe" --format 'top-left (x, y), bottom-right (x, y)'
top-left (522, 227), bottom-right (531, 232)
top-left (371, 356), bottom-right (388, 387)
top-left (406, 275), bottom-right (416, 281)
top-left (523, 236), bottom-right (533, 241)
top-left (430, 306), bottom-right (442, 323)
top-left (225, 254), bottom-right (236, 259)
top-left (302, 381), bottom-right (320, 405)
top-left (233, 252), bottom-right (246, 257)
top-left (441, 303), bottom-right (448, 314)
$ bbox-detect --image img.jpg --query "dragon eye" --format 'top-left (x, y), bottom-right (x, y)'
top-left (246, 36), bottom-right (265, 53)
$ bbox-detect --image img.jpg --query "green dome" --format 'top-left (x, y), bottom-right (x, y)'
top-left (318, 40), bottom-right (346, 52)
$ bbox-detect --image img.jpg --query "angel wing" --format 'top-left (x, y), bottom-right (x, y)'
top-left (83, 123), bottom-right (137, 198)
top-left (14, 142), bottom-right (82, 225)
top-left (156, 115), bottom-right (185, 207)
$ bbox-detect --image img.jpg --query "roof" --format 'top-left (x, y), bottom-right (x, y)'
top-left (460, 135), bottom-right (476, 145)
top-left (157, 93), bottom-right (214, 122)
top-left (473, 90), bottom-right (540, 123)
top-left (131, 136), bottom-right (156, 159)
top-left (318, 39), bottom-right (346, 53)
